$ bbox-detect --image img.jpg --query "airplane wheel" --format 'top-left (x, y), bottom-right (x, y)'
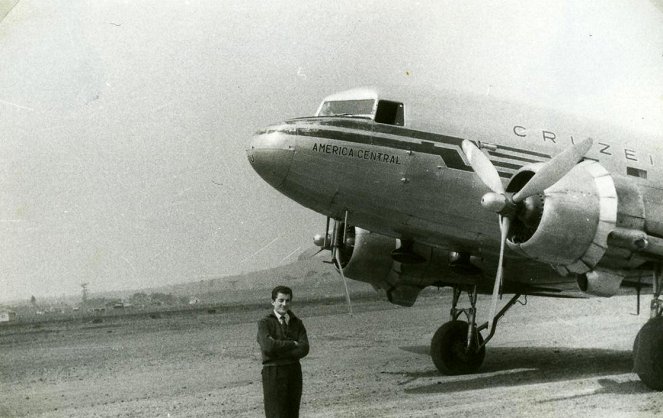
top-left (431, 320), bottom-right (485, 375)
top-left (634, 317), bottom-right (663, 391)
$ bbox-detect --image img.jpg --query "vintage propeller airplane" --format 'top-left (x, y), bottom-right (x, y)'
top-left (247, 85), bottom-right (663, 390)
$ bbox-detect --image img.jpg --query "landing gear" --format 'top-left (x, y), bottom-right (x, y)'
top-left (634, 266), bottom-right (663, 391)
top-left (431, 320), bottom-right (485, 375)
top-left (430, 285), bottom-right (521, 375)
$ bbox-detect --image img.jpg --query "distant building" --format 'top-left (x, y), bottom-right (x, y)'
top-left (0, 310), bottom-right (16, 323)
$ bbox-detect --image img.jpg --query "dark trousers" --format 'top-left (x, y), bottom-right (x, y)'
top-left (261, 362), bottom-right (302, 418)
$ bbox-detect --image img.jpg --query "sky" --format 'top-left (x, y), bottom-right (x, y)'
top-left (0, 0), bottom-right (661, 302)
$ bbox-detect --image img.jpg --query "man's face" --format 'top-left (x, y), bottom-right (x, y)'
top-left (272, 292), bottom-right (291, 315)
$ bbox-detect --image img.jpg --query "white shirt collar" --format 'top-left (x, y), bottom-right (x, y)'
top-left (274, 311), bottom-right (289, 323)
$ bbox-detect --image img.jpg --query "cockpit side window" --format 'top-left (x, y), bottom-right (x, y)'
top-left (374, 100), bottom-right (404, 126)
top-left (317, 99), bottom-right (375, 118)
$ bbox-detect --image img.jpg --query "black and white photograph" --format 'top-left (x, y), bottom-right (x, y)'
top-left (1, 1), bottom-right (663, 416)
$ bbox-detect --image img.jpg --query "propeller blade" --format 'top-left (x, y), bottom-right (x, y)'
top-left (487, 216), bottom-right (510, 330)
top-left (461, 140), bottom-right (504, 194)
top-left (297, 246), bottom-right (324, 261)
top-left (335, 250), bottom-right (354, 316)
top-left (513, 137), bottom-right (593, 202)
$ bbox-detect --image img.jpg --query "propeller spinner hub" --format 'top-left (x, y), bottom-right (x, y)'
top-left (481, 192), bottom-right (519, 218)
top-left (481, 192), bottom-right (507, 213)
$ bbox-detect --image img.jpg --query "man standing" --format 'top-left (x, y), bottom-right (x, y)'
top-left (257, 285), bottom-right (309, 418)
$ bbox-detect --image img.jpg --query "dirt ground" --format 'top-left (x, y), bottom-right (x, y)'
top-left (1, 293), bottom-right (662, 417)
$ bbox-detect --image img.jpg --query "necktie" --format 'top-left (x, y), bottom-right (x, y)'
top-left (280, 316), bottom-right (288, 333)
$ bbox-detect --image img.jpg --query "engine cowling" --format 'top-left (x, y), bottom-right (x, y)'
top-left (506, 160), bottom-right (618, 275)
top-left (336, 227), bottom-right (425, 306)
top-left (339, 227), bottom-right (395, 287)
top-left (335, 227), bottom-right (462, 306)
top-left (332, 227), bottom-right (488, 306)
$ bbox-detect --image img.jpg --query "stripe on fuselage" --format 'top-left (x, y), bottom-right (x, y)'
top-left (289, 118), bottom-right (546, 177)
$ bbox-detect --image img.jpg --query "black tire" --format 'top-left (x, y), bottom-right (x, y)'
top-left (431, 320), bottom-right (485, 375)
top-left (634, 316), bottom-right (663, 391)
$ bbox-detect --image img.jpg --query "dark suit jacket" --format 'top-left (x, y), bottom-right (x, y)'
top-left (257, 310), bottom-right (309, 366)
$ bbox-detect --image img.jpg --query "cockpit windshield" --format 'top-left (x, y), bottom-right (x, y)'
top-left (317, 99), bottom-right (375, 118)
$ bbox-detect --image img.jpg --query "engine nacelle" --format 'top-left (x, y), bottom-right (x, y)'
top-left (341, 227), bottom-right (395, 287)
top-left (338, 228), bottom-right (459, 306)
top-left (576, 269), bottom-right (625, 297)
top-left (340, 228), bottom-right (425, 306)
top-left (507, 160), bottom-right (618, 275)
top-left (339, 227), bottom-right (478, 306)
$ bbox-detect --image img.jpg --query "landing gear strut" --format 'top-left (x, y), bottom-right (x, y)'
top-left (634, 266), bottom-right (663, 391)
top-left (430, 285), bottom-right (521, 375)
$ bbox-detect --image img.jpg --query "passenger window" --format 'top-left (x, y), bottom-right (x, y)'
top-left (374, 100), bottom-right (404, 126)
top-left (627, 167), bottom-right (647, 179)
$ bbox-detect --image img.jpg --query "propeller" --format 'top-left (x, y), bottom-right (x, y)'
top-left (512, 138), bottom-right (593, 202)
top-left (331, 217), bottom-right (354, 316)
top-left (297, 246), bottom-right (325, 261)
top-left (461, 138), bottom-right (593, 328)
top-left (302, 215), bottom-right (354, 315)
top-left (335, 249), bottom-right (354, 316)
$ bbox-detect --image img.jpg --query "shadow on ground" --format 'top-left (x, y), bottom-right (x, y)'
top-left (535, 377), bottom-right (651, 403)
top-left (398, 345), bottom-right (640, 394)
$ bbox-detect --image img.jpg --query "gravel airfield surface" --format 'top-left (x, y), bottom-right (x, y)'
top-left (1, 293), bottom-right (662, 417)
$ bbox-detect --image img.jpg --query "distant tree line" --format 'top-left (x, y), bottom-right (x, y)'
top-left (82, 292), bottom-right (188, 308)
top-left (128, 292), bottom-right (188, 306)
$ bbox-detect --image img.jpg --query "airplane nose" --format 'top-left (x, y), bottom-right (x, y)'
top-left (247, 125), bottom-right (296, 189)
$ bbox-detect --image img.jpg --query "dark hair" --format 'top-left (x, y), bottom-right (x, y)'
top-left (271, 285), bottom-right (293, 301)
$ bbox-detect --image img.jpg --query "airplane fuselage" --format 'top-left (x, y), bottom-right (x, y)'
top-left (248, 86), bottom-right (663, 259)
top-left (247, 86), bottom-right (663, 392)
